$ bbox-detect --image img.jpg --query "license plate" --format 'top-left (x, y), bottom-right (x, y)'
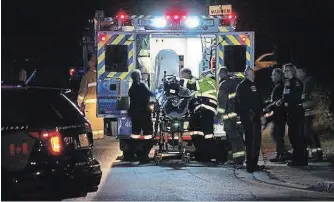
top-left (79, 134), bottom-right (89, 147)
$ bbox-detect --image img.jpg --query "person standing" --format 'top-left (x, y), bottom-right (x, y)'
top-left (235, 67), bottom-right (264, 173)
top-left (280, 63), bottom-right (308, 166)
top-left (265, 68), bottom-right (288, 162)
top-left (77, 54), bottom-right (104, 139)
top-left (218, 67), bottom-right (246, 165)
top-left (297, 68), bottom-right (323, 161)
top-left (128, 69), bottom-right (154, 140)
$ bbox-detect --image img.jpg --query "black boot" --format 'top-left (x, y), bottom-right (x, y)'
top-left (269, 154), bottom-right (285, 163)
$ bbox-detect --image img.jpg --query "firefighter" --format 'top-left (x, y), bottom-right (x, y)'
top-left (191, 59), bottom-right (218, 161)
top-left (128, 69), bottom-right (153, 140)
top-left (218, 67), bottom-right (246, 165)
top-left (297, 68), bottom-right (322, 161)
top-left (77, 54), bottom-right (104, 139)
top-left (235, 67), bottom-right (264, 173)
top-left (265, 68), bottom-right (288, 162)
top-left (278, 63), bottom-right (308, 166)
top-left (195, 71), bottom-right (217, 139)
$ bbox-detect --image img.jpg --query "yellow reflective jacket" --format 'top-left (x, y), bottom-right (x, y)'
top-left (77, 69), bottom-right (97, 106)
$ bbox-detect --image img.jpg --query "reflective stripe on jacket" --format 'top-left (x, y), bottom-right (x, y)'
top-left (195, 77), bottom-right (218, 113)
top-left (218, 77), bottom-right (239, 118)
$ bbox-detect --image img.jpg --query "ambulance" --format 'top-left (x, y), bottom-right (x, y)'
top-left (93, 9), bottom-right (255, 159)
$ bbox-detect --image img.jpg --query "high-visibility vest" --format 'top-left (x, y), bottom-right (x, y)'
top-left (180, 78), bottom-right (199, 91)
top-left (195, 77), bottom-right (218, 114)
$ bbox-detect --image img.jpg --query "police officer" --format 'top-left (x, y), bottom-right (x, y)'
top-left (265, 68), bottom-right (288, 162)
top-left (78, 54), bottom-right (104, 139)
top-left (218, 67), bottom-right (246, 165)
top-left (235, 67), bottom-right (264, 173)
top-left (128, 69), bottom-right (153, 140)
top-left (297, 69), bottom-right (322, 161)
top-left (279, 63), bottom-right (308, 166)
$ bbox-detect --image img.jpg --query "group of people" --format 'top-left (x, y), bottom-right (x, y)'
top-left (81, 52), bottom-right (321, 171)
top-left (265, 66), bottom-right (323, 164)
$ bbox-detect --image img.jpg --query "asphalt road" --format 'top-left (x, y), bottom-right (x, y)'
top-left (66, 137), bottom-right (334, 201)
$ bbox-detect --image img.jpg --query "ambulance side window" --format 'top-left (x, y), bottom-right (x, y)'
top-left (105, 45), bottom-right (128, 72)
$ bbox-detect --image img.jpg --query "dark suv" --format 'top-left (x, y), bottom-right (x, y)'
top-left (1, 86), bottom-right (102, 200)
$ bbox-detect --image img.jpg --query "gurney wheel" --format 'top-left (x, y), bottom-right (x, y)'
top-left (155, 156), bottom-right (161, 165)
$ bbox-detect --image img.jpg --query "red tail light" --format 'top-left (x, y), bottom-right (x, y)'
top-left (28, 129), bottom-right (63, 156)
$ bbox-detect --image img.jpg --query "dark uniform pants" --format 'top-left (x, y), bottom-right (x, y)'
top-left (240, 114), bottom-right (262, 169)
top-left (287, 108), bottom-right (308, 165)
top-left (131, 112), bottom-right (153, 135)
top-left (271, 121), bottom-right (286, 155)
top-left (225, 118), bottom-right (245, 161)
top-left (190, 108), bottom-right (214, 135)
top-left (305, 115), bottom-right (321, 149)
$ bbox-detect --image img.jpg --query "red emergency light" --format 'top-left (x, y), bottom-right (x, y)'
top-left (116, 11), bottom-right (127, 20)
top-left (220, 13), bottom-right (237, 26)
top-left (99, 33), bottom-right (107, 42)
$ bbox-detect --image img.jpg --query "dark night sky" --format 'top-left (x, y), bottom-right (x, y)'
top-left (2, 0), bottom-right (334, 87)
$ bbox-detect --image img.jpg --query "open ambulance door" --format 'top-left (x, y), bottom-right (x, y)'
top-left (213, 32), bottom-right (255, 137)
top-left (96, 32), bottom-right (136, 118)
top-left (216, 32), bottom-right (255, 75)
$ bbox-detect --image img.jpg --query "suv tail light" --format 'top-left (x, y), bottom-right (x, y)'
top-left (28, 129), bottom-right (63, 156)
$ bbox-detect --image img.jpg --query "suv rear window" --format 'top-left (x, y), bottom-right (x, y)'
top-left (2, 89), bottom-right (86, 126)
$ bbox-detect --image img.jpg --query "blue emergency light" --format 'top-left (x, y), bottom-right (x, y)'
top-left (184, 16), bottom-right (200, 28)
top-left (138, 15), bottom-right (214, 30)
top-left (151, 17), bottom-right (167, 28)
